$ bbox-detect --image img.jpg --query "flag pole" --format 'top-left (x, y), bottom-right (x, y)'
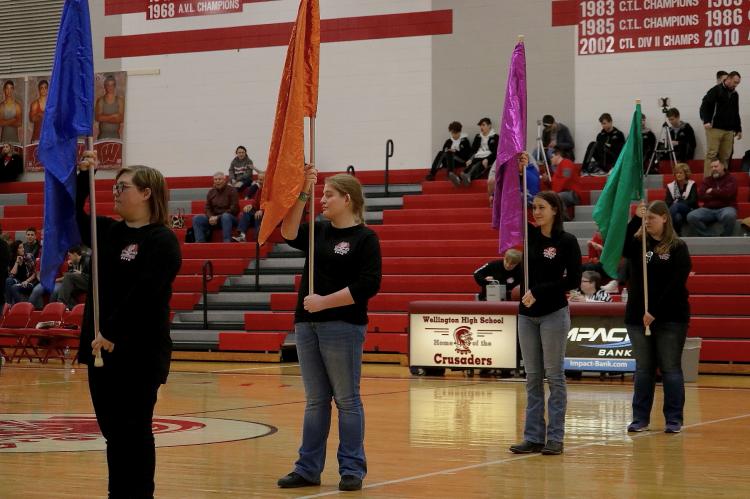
top-left (308, 117), bottom-right (316, 294)
top-left (86, 137), bottom-right (104, 366)
top-left (518, 34), bottom-right (529, 294)
top-left (635, 99), bottom-right (651, 337)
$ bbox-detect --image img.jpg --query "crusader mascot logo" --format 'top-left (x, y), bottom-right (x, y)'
top-left (454, 326), bottom-right (473, 355)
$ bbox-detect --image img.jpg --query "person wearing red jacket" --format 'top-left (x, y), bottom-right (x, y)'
top-left (541, 148), bottom-right (581, 220)
top-left (686, 159), bottom-right (738, 236)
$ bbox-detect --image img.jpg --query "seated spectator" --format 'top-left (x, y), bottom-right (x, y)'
top-left (686, 159), bottom-right (738, 236)
top-left (427, 121), bottom-right (471, 181)
top-left (456, 118), bottom-right (498, 187)
top-left (4, 240), bottom-right (38, 305)
top-left (473, 248), bottom-right (523, 301)
top-left (536, 114), bottom-right (575, 164)
top-left (662, 108), bottom-right (696, 162)
top-left (582, 113), bottom-right (626, 175)
top-left (23, 227), bottom-right (41, 259)
top-left (0, 227), bottom-right (8, 310)
top-left (228, 145), bottom-right (263, 199)
top-left (233, 175), bottom-right (264, 242)
top-left (56, 245), bottom-right (90, 309)
top-left (665, 163), bottom-right (697, 234)
top-left (488, 152), bottom-right (540, 207)
top-left (542, 148), bottom-right (581, 219)
top-left (641, 114), bottom-right (657, 173)
top-left (0, 143), bottom-right (23, 183)
top-left (191, 172), bottom-right (240, 243)
top-left (569, 271), bottom-right (612, 303)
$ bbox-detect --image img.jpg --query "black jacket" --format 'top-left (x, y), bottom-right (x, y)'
top-left (700, 83), bottom-right (742, 132)
top-left (595, 127), bottom-right (626, 170)
top-left (473, 259), bottom-right (523, 300)
top-left (469, 133), bottom-right (499, 166)
top-left (0, 153), bottom-right (23, 182)
top-left (664, 180), bottom-right (698, 210)
top-left (441, 137), bottom-right (473, 161)
top-left (666, 122), bottom-right (696, 161)
top-left (543, 122), bottom-right (575, 159)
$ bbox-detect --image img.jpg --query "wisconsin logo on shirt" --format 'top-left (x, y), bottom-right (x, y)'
top-left (543, 247), bottom-right (557, 259)
top-left (658, 252), bottom-right (671, 261)
top-left (120, 244), bottom-right (139, 262)
top-left (333, 241), bottom-right (350, 256)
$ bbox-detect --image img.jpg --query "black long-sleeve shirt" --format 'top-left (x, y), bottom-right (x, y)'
top-left (667, 122), bottom-right (696, 161)
top-left (622, 216), bottom-right (691, 325)
top-left (595, 127), bottom-right (626, 170)
top-left (520, 224), bottom-right (582, 317)
top-left (473, 259), bottom-right (522, 300)
top-left (700, 83), bottom-right (742, 133)
top-left (76, 171), bottom-right (182, 384)
top-left (285, 221), bottom-right (381, 325)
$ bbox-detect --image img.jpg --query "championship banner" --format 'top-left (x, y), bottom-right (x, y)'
top-left (0, 77), bottom-right (26, 158)
top-left (409, 313), bottom-right (518, 369)
top-left (146, 0), bottom-right (244, 20)
top-left (565, 314), bottom-right (634, 372)
top-left (24, 75), bottom-right (51, 171)
top-left (93, 71), bottom-right (126, 170)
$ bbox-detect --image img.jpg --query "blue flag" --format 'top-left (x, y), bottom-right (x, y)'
top-left (38, 0), bottom-right (94, 292)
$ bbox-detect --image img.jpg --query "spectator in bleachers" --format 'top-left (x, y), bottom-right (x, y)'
top-left (192, 172), bottom-right (240, 243)
top-left (538, 114), bottom-right (575, 163)
top-left (23, 227), bottom-right (41, 259)
top-left (641, 114), bottom-right (657, 172)
top-left (473, 248), bottom-right (523, 301)
top-left (582, 230), bottom-right (619, 292)
top-left (427, 121), bottom-right (471, 181)
top-left (457, 118), bottom-right (498, 186)
top-left (233, 175), bottom-right (264, 243)
top-left (4, 240), bottom-right (37, 305)
top-left (510, 191), bottom-right (582, 456)
top-left (569, 271), bottom-right (612, 303)
top-left (56, 245), bottom-right (90, 309)
top-left (700, 71), bottom-right (742, 177)
top-left (542, 148), bottom-right (581, 219)
top-left (686, 159), bottom-right (738, 236)
top-left (623, 200), bottom-right (692, 434)
top-left (663, 108), bottom-right (696, 162)
top-left (716, 70), bottom-right (728, 85)
top-left (487, 151), bottom-right (540, 207)
top-left (0, 142), bottom-right (23, 183)
top-left (0, 228), bottom-right (9, 310)
top-left (228, 145), bottom-right (263, 198)
top-left (665, 163), bottom-right (697, 234)
top-left (581, 113), bottom-right (626, 175)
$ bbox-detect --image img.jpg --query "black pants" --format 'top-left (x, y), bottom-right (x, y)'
top-left (429, 150), bottom-right (466, 176)
top-left (463, 158), bottom-right (490, 181)
top-left (89, 364), bottom-right (160, 499)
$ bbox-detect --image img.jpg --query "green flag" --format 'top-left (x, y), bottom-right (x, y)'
top-left (592, 103), bottom-right (644, 278)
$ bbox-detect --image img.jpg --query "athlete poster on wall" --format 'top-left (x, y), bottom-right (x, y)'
top-left (24, 75), bottom-right (50, 171)
top-left (93, 71), bottom-right (126, 170)
top-left (0, 76), bottom-right (26, 158)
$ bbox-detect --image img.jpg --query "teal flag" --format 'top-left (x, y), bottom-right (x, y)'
top-left (592, 103), bottom-right (643, 278)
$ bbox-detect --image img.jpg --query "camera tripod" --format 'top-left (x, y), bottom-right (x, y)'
top-left (533, 120), bottom-right (552, 178)
top-left (646, 113), bottom-right (679, 176)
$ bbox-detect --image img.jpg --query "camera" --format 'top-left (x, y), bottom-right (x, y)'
top-left (658, 97), bottom-right (671, 114)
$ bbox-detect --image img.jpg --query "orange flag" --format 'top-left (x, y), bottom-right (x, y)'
top-left (258, 0), bottom-right (320, 245)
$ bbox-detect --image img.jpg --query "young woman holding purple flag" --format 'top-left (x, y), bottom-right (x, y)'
top-left (510, 190), bottom-right (581, 456)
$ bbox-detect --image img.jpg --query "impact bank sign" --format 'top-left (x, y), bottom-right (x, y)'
top-left (409, 314), bottom-right (517, 369)
top-left (565, 315), bottom-right (634, 372)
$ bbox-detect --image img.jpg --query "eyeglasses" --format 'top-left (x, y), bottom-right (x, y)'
top-left (112, 182), bottom-right (134, 195)
top-left (581, 280), bottom-right (592, 283)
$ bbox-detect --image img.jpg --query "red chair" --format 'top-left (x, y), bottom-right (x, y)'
top-left (13, 302), bottom-right (66, 363)
top-left (0, 303), bottom-right (34, 362)
top-left (46, 304), bottom-right (85, 364)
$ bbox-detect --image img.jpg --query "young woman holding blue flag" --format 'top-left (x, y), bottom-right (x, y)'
top-left (77, 151), bottom-right (181, 498)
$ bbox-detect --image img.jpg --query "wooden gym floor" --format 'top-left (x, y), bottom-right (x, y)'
top-left (1, 361), bottom-right (750, 498)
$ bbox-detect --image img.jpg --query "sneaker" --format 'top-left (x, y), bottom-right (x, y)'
top-left (664, 423), bottom-right (682, 434)
top-left (592, 169), bottom-right (609, 176)
top-left (541, 441), bottom-right (564, 455)
top-left (339, 475), bottom-right (363, 491)
top-left (425, 174), bottom-right (435, 181)
top-left (448, 172), bottom-right (461, 187)
top-left (460, 172), bottom-right (471, 186)
top-left (627, 422), bottom-right (650, 433)
top-left (601, 280), bottom-right (619, 294)
top-left (509, 440), bottom-right (545, 454)
top-left (232, 233), bottom-right (246, 243)
top-left (277, 472), bottom-right (320, 488)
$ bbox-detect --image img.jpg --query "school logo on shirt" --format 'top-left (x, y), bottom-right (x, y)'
top-left (543, 247), bottom-right (557, 259)
top-left (658, 252), bottom-right (671, 261)
top-left (333, 241), bottom-right (350, 255)
top-left (120, 244), bottom-right (139, 262)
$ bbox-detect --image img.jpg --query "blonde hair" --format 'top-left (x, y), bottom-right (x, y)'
top-left (637, 200), bottom-right (680, 254)
top-left (324, 174), bottom-right (366, 224)
top-left (116, 165), bottom-right (170, 226)
top-left (503, 248), bottom-right (522, 265)
top-left (673, 163), bottom-right (691, 179)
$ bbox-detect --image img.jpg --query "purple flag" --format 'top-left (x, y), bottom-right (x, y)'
top-left (491, 41), bottom-right (527, 253)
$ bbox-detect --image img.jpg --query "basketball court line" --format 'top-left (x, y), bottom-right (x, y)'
top-left (294, 411), bottom-right (750, 498)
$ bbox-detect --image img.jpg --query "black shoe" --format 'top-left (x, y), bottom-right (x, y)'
top-left (339, 475), bottom-right (363, 491)
top-left (448, 172), bottom-right (461, 187)
top-left (277, 472), bottom-right (320, 488)
top-left (541, 441), bottom-right (564, 455)
top-left (425, 174), bottom-right (435, 181)
top-left (509, 440), bottom-right (545, 454)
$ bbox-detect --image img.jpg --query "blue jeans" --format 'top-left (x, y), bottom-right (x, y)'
top-left (518, 306), bottom-right (570, 444)
top-left (192, 212), bottom-right (237, 242)
top-left (5, 277), bottom-right (34, 305)
top-left (238, 211), bottom-right (262, 238)
top-left (294, 321), bottom-right (367, 482)
top-left (686, 206), bottom-right (737, 236)
top-left (627, 322), bottom-right (687, 426)
top-left (669, 202), bottom-right (691, 234)
top-left (29, 282), bottom-right (62, 309)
